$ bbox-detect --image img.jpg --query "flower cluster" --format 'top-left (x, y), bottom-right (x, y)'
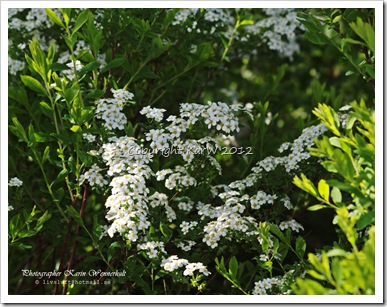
top-left (279, 219), bottom-right (304, 233)
top-left (228, 123), bottom-right (328, 194)
top-left (245, 8), bottom-right (304, 60)
top-left (172, 9), bottom-right (231, 34)
top-left (79, 164), bottom-right (107, 188)
top-left (83, 133), bottom-right (97, 143)
top-left (176, 240), bottom-right (196, 252)
top-left (252, 277), bottom-right (285, 295)
top-left (137, 241), bottom-right (167, 259)
top-left (8, 177), bottom-right (23, 187)
top-left (95, 89), bottom-right (134, 130)
top-left (199, 190), bottom-right (258, 248)
top-left (157, 166), bottom-right (197, 191)
top-left (161, 255), bottom-right (210, 277)
top-left (8, 58), bottom-right (25, 75)
top-left (171, 8), bottom-right (304, 60)
top-left (250, 191), bottom-right (277, 210)
top-left (63, 60), bottom-right (83, 80)
top-left (196, 123), bottom-right (330, 251)
top-left (180, 221), bottom-right (198, 235)
top-left (140, 106), bottom-right (166, 122)
top-left (8, 8), bottom-right (54, 32)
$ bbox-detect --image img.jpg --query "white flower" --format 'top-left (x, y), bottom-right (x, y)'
top-left (279, 219), bottom-right (304, 233)
top-left (8, 177), bottom-right (23, 187)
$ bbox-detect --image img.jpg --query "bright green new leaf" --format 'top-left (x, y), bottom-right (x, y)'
top-left (70, 125), bottom-right (81, 133)
top-left (293, 174), bottom-right (319, 199)
top-left (293, 278), bottom-right (328, 294)
top-left (307, 204), bottom-right (329, 211)
top-left (45, 9), bottom-right (65, 28)
top-left (21, 75), bottom-right (47, 95)
top-left (331, 187), bottom-right (342, 204)
top-left (318, 179), bottom-right (330, 203)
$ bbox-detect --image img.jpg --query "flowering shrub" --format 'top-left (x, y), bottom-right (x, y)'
top-left (7, 7), bottom-right (376, 297)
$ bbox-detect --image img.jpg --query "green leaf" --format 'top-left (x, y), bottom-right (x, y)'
top-left (73, 9), bottom-right (90, 33)
top-left (295, 236), bottom-right (306, 258)
top-left (76, 50), bottom-right (95, 62)
top-left (196, 42), bottom-right (212, 61)
top-left (308, 204), bottom-right (330, 211)
top-left (51, 169), bottom-right (68, 188)
top-left (331, 258), bottom-right (343, 286)
top-left (321, 161), bottom-right (338, 173)
top-left (78, 61), bottom-right (100, 76)
top-left (331, 187), bottom-right (342, 204)
top-left (307, 270), bottom-right (326, 281)
top-left (356, 211), bottom-right (375, 230)
top-left (295, 278), bottom-right (328, 295)
top-left (349, 17), bottom-right (375, 53)
top-left (293, 174), bottom-right (319, 199)
top-left (318, 179), bottom-right (330, 203)
top-left (70, 125), bottom-right (82, 133)
top-left (28, 124), bottom-right (36, 145)
top-left (47, 43), bottom-right (56, 66)
top-left (66, 205), bottom-right (85, 228)
top-left (239, 19), bottom-right (254, 26)
top-left (108, 242), bottom-right (122, 262)
top-left (100, 57), bottom-right (126, 73)
top-left (45, 8), bottom-right (65, 28)
top-left (269, 224), bottom-right (289, 245)
top-left (40, 101), bottom-right (53, 112)
top-left (228, 256), bottom-right (238, 279)
top-left (21, 75), bottom-right (47, 95)
top-left (40, 101), bottom-right (54, 119)
top-left (146, 35), bottom-right (165, 62)
top-left (9, 117), bottom-right (28, 142)
top-left (85, 89), bottom-right (105, 99)
top-left (159, 222), bottom-right (173, 241)
top-left (34, 132), bottom-right (55, 142)
top-left (64, 87), bottom-right (80, 104)
top-left (329, 137), bottom-right (341, 148)
top-left (9, 242), bottom-right (33, 249)
top-left (49, 62), bottom-right (70, 71)
top-left (304, 31), bottom-right (330, 45)
top-left (342, 37), bottom-right (366, 47)
top-left (312, 103), bottom-right (341, 136)
top-left (35, 210), bottom-right (52, 231)
top-left (53, 187), bottom-right (64, 205)
top-left (59, 8), bottom-right (72, 27)
top-left (42, 146), bottom-right (50, 163)
top-left (326, 248), bottom-right (347, 257)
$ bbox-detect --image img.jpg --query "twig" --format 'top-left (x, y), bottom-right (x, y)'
top-left (62, 186), bottom-right (88, 294)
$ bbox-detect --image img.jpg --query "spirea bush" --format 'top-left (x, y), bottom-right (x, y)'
top-left (8, 8), bottom-right (375, 295)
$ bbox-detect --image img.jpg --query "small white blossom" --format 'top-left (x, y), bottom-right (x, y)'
top-left (8, 177), bottom-right (23, 187)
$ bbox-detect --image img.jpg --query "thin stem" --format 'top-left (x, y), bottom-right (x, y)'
top-left (221, 10), bottom-right (240, 62)
top-left (31, 148), bottom-right (69, 223)
top-left (154, 63), bottom-right (199, 91)
top-left (45, 83), bottom-right (75, 204)
top-left (123, 61), bottom-right (147, 90)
